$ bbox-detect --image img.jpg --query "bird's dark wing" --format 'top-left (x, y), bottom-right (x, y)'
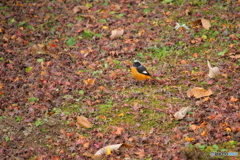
top-left (137, 65), bottom-right (151, 76)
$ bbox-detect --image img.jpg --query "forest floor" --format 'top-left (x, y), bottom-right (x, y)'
top-left (0, 0), bottom-right (239, 159)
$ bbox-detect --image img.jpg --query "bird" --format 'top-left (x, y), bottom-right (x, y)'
top-left (131, 60), bottom-right (152, 81)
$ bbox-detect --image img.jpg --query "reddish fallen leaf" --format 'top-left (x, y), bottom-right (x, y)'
top-left (49, 43), bottom-right (57, 47)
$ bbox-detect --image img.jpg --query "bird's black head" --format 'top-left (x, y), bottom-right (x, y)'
top-left (133, 60), bottom-right (141, 67)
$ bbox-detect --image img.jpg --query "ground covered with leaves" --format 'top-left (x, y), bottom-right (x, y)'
top-left (0, 0), bottom-right (240, 159)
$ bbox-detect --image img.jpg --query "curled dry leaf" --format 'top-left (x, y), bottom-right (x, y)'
top-left (73, 6), bottom-right (89, 14)
top-left (187, 87), bottom-right (213, 99)
top-left (110, 28), bottom-right (124, 40)
top-left (207, 60), bottom-right (220, 78)
top-left (201, 18), bottom-right (211, 30)
top-left (174, 106), bottom-right (191, 120)
top-left (76, 116), bottom-right (92, 128)
top-left (30, 44), bottom-right (59, 58)
top-left (94, 143), bottom-right (133, 156)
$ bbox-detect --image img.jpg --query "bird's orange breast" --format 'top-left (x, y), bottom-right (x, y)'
top-left (131, 67), bottom-right (152, 81)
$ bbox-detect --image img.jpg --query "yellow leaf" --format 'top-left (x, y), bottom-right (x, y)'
top-left (184, 137), bottom-right (195, 142)
top-left (118, 113), bottom-right (124, 117)
top-left (102, 26), bottom-right (108, 29)
top-left (105, 147), bottom-right (111, 155)
top-left (225, 127), bottom-right (231, 133)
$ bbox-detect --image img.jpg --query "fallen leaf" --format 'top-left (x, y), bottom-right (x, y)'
top-left (192, 19), bottom-right (202, 29)
top-left (0, 83), bottom-right (4, 89)
top-left (201, 18), bottom-right (211, 30)
top-left (174, 106), bottom-right (191, 120)
top-left (193, 53), bottom-right (198, 58)
top-left (179, 60), bottom-right (187, 64)
top-left (76, 116), bottom-right (92, 128)
top-left (110, 28), bottom-right (124, 39)
top-left (184, 137), bottom-right (195, 142)
top-left (201, 129), bottom-right (208, 136)
top-left (230, 96), bottom-right (239, 102)
top-left (84, 79), bottom-right (95, 85)
top-left (225, 127), bottom-right (231, 133)
top-left (207, 60), bottom-right (220, 78)
top-left (189, 124), bottom-right (199, 132)
top-left (115, 127), bottom-right (124, 135)
top-left (49, 43), bottom-right (57, 47)
top-left (109, 71), bottom-right (117, 80)
top-left (94, 143), bottom-right (133, 155)
top-left (135, 149), bottom-right (145, 158)
top-left (199, 121), bottom-right (207, 128)
top-left (187, 87), bottom-right (213, 98)
top-left (73, 6), bottom-right (89, 14)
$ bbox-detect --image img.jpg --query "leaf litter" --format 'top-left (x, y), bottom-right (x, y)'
top-left (0, 0), bottom-right (239, 159)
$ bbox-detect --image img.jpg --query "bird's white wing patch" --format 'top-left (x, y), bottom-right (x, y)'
top-left (142, 71), bottom-right (148, 74)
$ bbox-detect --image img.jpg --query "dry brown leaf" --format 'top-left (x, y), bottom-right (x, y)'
top-left (201, 18), bottom-right (211, 30)
top-left (230, 96), bottom-right (239, 102)
top-left (185, 9), bottom-right (191, 15)
top-left (115, 127), bottom-right (124, 135)
top-left (94, 143), bottom-right (133, 156)
top-left (201, 129), bottom-right (208, 136)
top-left (189, 124), bottom-right (199, 132)
top-left (73, 6), bottom-right (89, 14)
top-left (30, 44), bottom-right (59, 58)
top-left (109, 71), bottom-right (117, 80)
top-left (229, 53), bottom-right (240, 59)
top-left (207, 60), bottom-right (220, 78)
top-left (192, 19), bottom-right (202, 29)
top-left (174, 106), bottom-right (191, 120)
top-left (187, 87), bottom-right (213, 99)
top-left (81, 15), bottom-right (97, 23)
top-left (76, 116), bottom-right (92, 128)
top-left (110, 28), bottom-right (124, 40)
top-left (135, 149), bottom-right (145, 158)
top-left (92, 155), bottom-right (108, 160)
top-left (0, 83), bottom-right (4, 89)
